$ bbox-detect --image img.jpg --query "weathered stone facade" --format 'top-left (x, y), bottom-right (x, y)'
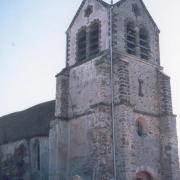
top-left (0, 101), bottom-right (55, 180)
top-left (0, 138), bottom-right (49, 180)
top-left (50, 0), bottom-right (180, 180)
top-left (0, 0), bottom-right (179, 180)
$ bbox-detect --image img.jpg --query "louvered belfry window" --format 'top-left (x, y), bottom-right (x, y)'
top-left (89, 22), bottom-right (99, 57)
top-left (139, 28), bottom-right (149, 60)
top-left (77, 28), bottom-right (87, 61)
top-left (76, 21), bottom-right (100, 62)
top-left (126, 22), bottom-right (136, 55)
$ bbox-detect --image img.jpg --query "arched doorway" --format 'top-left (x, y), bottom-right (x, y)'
top-left (136, 171), bottom-right (152, 180)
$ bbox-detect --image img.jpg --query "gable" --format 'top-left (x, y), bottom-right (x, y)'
top-left (114, 0), bottom-right (159, 32)
top-left (66, 0), bottom-right (110, 66)
top-left (67, 0), bottom-right (109, 31)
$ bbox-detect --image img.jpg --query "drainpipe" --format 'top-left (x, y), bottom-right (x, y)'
top-left (109, 1), bottom-right (117, 180)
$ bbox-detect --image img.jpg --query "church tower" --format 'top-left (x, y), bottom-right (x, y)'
top-left (49, 0), bottom-right (180, 179)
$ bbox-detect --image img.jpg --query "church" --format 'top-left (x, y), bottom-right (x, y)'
top-left (0, 0), bottom-right (179, 179)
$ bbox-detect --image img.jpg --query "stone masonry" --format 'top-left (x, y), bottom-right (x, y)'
top-left (49, 0), bottom-right (180, 180)
top-left (0, 0), bottom-right (179, 180)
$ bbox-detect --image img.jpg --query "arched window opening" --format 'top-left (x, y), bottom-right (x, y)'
top-left (126, 22), bottom-right (136, 55)
top-left (34, 140), bottom-right (40, 171)
top-left (136, 117), bottom-right (147, 137)
top-left (139, 28), bottom-right (150, 60)
top-left (77, 28), bottom-right (87, 62)
top-left (89, 22), bottom-right (100, 57)
top-left (136, 171), bottom-right (152, 180)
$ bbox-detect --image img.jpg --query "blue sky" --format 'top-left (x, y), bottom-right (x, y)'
top-left (0, 0), bottom-right (180, 148)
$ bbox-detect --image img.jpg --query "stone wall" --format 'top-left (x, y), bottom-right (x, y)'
top-left (56, 53), bottom-right (111, 118)
top-left (66, 0), bottom-right (109, 66)
top-left (160, 115), bottom-right (180, 180)
top-left (51, 0), bottom-right (180, 180)
top-left (53, 52), bottom-right (113, 179)
top-left (112, 0), bottom-right (160, 64)
top-left (0, 137), bottom-right (49, 180)
top-left (158, 72), bottom-right (173, 115)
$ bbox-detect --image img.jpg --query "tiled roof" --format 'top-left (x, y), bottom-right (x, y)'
top-left (0, 100), bottom-right (55, 145)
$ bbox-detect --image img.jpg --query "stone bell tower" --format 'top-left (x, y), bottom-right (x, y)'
top-left (49, 0), bottom-right (180, 180)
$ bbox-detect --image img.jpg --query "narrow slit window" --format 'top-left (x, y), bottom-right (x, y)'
top-left (138, 79), bottom-right (144, 97)
top-left (137, 120), bottom-right (143, 136)
top-left (34, 140), bottom-right (40, 171)
top-left (139, 28), bottom-right (150, 60)
top-left (84, 5), bottom-right (93, 17)
top-left (77, 28), bottom-right (87, 62)
top-left (37, 143), bottom-right (40, 170)
top-left (126, 22), bottom-right (136, 55)
top-left (89, 22), bottom-right (100, 57)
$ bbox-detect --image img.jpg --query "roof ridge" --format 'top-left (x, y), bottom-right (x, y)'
top-left (0, 100), bottom-right (55, 119)
top-left (0, 100), bottom-right (55, 145)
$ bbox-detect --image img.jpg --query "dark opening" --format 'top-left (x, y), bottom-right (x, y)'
top-left (126, 22), bottom-right (136, 55)
top-left (34, 140), bottom-right (40, 171)
top-left (137, 120), bottom-right (143, 136)
top-left (77, 29), bottom-right (87, 62)
top-left (136, 118), bottom-right (147, 137)
top-left (84, 5), bottom-right (93, 17)
top-left (37, 143), bottom-right (40, 170)
top-left (139, 28), bottom-right (150, 60)
top-left (136, 171), bottom-right (152, 180)
top-left (89, 23), bottom-right (99, 57)
top-left (138, 79), bottom-right (144, 97)
top-left (132, 4), bottom-right (141, 16)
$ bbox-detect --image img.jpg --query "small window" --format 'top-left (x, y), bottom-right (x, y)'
top-left (77, 28), bottom-right (87, 62)
top-left (126, 22), bottom-right (136, 55)
top-left (89, 22), bottom-right (100, 57)
top-left (137, 120), bottom-right (143, 136)
top-left (139, 28), bottom-right (150, 60)
top-left (136, 117), bottom-right (147, 137)
top-left (84, 5), bottom-right (93, 17)
top-left (132, 4), bottom-right (141, 16)
top-left (34, 140), bottom-right (40, 171)
top-left (138, 79), bottom-right (144, 97)
top-left (76, 21), bottom-right (101, 62)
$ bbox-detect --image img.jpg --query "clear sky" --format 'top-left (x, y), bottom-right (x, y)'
top-left (0, 0), bottom-right (180, 148)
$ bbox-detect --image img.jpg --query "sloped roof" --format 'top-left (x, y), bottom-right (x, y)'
top-left (114, 0), bottom-right (159, 31)
top-left (67, 0), bottom-right (159, 32)
top-left (0, 100), bottom-right (55, 145)
top-left (67, 0), bottom-right (109, 31)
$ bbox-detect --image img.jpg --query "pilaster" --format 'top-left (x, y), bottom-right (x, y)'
top-left (114, 104), bottom-right (136, 180)
top-left (158, 71), bottom-right (180, 179)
